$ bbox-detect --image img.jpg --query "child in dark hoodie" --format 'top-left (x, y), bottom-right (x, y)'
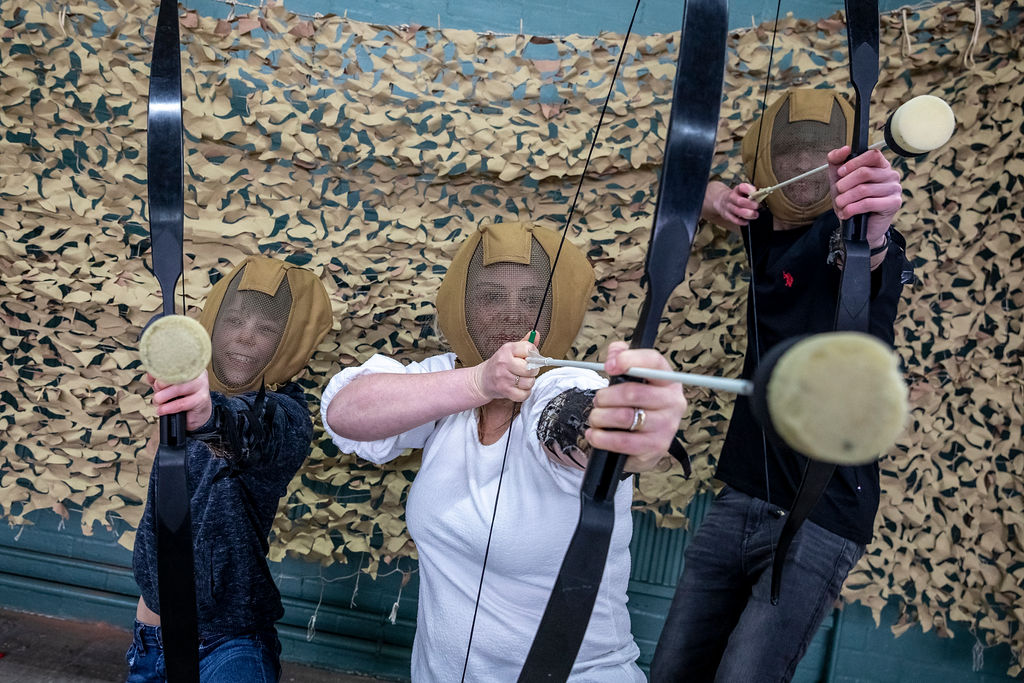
top-left (127, 255), bottom-right (332, 682)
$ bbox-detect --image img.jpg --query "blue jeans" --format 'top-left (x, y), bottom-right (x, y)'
top-left (650, 486), bottom-right (865, 683)
top-left (125, 621), bottom-right (282, 683)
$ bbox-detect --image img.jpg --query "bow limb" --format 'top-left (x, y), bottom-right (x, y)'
top-left (516, 1), bottom-right (729, 679)
top-left (147, 0), bottom-right (200, 679)
top-left (768, 0), bottom-right (879, 605)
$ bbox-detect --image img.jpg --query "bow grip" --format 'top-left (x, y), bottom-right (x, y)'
top-left (581, 374), bottom-right (645, 501)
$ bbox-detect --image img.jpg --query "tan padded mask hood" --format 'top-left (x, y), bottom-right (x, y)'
top-left (742, 88), bottom-right (854, 225)
top-left (435, 222), bottom-right (594, 368)
top-left (199, 256), bottom-right (332, 395)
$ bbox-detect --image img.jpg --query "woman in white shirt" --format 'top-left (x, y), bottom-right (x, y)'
top-left (322, 222), bottom-right (687, 681)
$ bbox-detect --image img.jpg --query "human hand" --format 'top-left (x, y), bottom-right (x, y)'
top-left (146, 370), bottom-right (213, 432)
top-left (827, 146), bottom-right (903, 244)
top-left (586, 342), bottom-right (688, 472)
top-left (470, 332), bottom-right (540, 403)
top-left (714, 182), bottom-right (761, 226)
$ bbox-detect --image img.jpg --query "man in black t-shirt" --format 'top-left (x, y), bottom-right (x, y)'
top-left (651, 88), bottom-right (912, 682)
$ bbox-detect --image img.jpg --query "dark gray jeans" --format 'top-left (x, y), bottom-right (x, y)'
top-left (650, 486), bottom-right (865, 683)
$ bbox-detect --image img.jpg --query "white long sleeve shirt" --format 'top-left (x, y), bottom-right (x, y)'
top-left (321, 353), bottom-right (644, 682)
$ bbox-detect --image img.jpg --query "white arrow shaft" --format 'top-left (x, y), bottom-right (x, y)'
top-left (528, 355), bottom-right (753, 395)
top-left (750, 139), bottom-right (886, 201)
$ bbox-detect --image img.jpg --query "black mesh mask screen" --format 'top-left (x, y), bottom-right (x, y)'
top-left (464, 238), bottom-right (552, 361)
top-left (211, 269), bottom-right (292, 390)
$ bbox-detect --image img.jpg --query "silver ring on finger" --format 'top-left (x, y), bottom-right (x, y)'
top-left (513, 374), bottom-right (521, 387)
top-left (628, 407), bottom-right (646, 432)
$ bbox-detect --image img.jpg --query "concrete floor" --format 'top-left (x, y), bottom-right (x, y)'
top-left (0, 607), bottom-right (386, 682)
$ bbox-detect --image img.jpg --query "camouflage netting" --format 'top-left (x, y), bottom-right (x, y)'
top-left (1, 0), bottom-right (1021, 671)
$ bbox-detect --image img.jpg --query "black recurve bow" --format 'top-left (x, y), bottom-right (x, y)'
top-left (768, 0), bottom-right (879, 605)
top-left (516, 0), bottom-right (729, 678)
top-left (146, 0), bottom-right (200, 677)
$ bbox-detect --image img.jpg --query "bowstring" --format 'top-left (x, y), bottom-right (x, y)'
top-left (745, 0), bottom-right (783, 526)
top-left (531, 0), bottom-right (641, 333)
top-left (459, 2), bottom-right (642, 678)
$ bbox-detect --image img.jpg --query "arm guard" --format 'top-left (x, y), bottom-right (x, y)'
top-left (536, 388), bottom-right (597, 470)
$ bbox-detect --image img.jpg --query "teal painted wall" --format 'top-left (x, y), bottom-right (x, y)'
top-left (1, 502), bottom-right (1020, 681)
top-left (183, 0), bottom-right (917, 36)
top-left (0, 509), bottom-right (415, 679)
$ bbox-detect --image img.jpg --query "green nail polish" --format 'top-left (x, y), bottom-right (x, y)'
top-left (528, 330), bottom-right (537, 344)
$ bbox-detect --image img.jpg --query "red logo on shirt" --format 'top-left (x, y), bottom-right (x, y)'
top-left (783, 271), bottom-right (794, 287)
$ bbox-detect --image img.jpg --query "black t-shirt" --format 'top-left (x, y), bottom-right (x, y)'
top-left (715, 209), bottom-right (909, 545)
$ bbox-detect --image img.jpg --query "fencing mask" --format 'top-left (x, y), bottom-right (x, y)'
top-left (198, 256), bottom-right (332, 395)
top-left (742, 88), bottom-right (854, 225)
top-left (435, 222), bottom-right (594, 368)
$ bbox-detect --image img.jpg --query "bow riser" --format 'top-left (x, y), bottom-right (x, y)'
top-left (834, 1), bottom-right (878, 332)
top-left (844, 0), bottom-right (879, 250)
